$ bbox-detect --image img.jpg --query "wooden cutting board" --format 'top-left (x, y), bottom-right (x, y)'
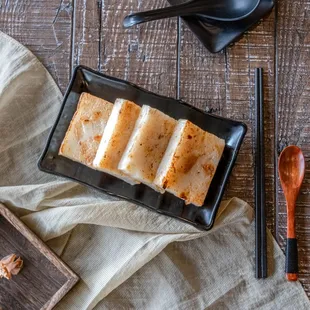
top-left (0, 204), bottom-right (79, 310)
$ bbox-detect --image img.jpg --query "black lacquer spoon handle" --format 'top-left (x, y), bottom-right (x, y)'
top-left (123, 0), bottom-right (260, 27)
top-left (123, 1), bottom-right (207, 28)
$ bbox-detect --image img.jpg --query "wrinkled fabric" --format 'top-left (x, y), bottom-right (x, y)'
top-left (0, 31), bottom-right (309, 310)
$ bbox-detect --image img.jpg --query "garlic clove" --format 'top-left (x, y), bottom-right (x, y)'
top-left (0, 254), bottom-right (23, 280)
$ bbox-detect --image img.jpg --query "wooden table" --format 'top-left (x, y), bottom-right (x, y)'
top-left (1, 0), bottom-right (309, 298)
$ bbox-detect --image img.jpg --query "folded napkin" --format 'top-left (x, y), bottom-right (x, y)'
top-left (0, 31), bottom-right (309, 310)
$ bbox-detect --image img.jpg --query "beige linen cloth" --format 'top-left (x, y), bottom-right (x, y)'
top-left (0, 31), bottom-right (309, 310)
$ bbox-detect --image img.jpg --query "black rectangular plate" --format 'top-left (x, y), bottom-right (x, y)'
top-left (38, 66), bottom-right (247, 230)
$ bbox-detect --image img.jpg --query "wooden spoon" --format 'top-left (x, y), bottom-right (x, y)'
top-left (278, 145), bottom-right (305, 281)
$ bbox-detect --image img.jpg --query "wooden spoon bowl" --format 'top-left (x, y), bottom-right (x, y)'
top-left (279, 146), bottom-right (305, 190)
top-left (278, 145), bottom-right (305, 281)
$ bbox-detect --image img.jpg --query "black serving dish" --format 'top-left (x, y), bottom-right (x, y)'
top-left (168, 0), bottom-right (274, 53)
top-left (38, 65), bottom-right (247, 230)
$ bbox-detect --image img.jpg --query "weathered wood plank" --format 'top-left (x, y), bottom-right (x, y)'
top-left (276, 0), bottom-right (310, 294)
top-left (0, 0), bottom-right (73, 92)
top-left (179, 13), bottom-right (276, 233)
top-left (178, 26), bottom-right (227, 111)
top-left (72, 0), bottom-right (101, 71)
top-left (224, 14), bottom-right (276, 234)
top-left (100, 0), bottom-right (177, 97)
top-left (73, 0), bottom-right (178, 97)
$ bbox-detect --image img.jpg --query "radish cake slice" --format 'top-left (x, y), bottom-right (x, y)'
top-left (93, 99), bottom-right (141, 185)
top-left (154, 120), bottom-right (225, 206)
top-left (59, 92), bottom-right (113, 168)
top-left (118, 105), bottom-right (177, 192)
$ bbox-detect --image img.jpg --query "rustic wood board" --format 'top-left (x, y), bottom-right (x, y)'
top-left (0, 0), bottom-right (310, 299)
top-left (0, 0), bottom-right (72, 93)
top-left (0, 204), bottom-right (78, 310)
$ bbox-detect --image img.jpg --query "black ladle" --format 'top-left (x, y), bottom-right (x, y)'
top-left (123, 0), bottom-right (260, 28)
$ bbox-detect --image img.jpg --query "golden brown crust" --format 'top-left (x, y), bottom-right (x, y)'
top-left (96, 100), bottom-right (141, 171)
top-left (59, 93), bottom-right (113, 167)
top-left (156, 120), bottom-right (225, 206)
top-left (119, 106), bottom-right (177, 190)
top-left (93, 99), bottom-right (141, 184)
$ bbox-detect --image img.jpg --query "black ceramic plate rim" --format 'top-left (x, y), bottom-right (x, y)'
top-left (38, 65), bottom-right (247, 230)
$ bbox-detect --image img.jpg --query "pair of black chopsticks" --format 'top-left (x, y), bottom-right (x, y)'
top-left (255, 68), bottom-right (267, 278)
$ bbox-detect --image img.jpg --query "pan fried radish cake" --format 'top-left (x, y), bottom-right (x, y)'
top-left (118, 105), bottom-right (177, 192)
top-left (93, 99), bottom-right (141, 185)
top-left (154, 120), bottom-right (225, 206)
top-left (59, 92), bottom-right (113, 168)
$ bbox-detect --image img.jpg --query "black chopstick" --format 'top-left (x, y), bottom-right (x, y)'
top-left (255, 68), bottom-right (267, 278)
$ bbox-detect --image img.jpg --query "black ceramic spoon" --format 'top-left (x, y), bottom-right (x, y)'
top-left (123, 0), bottom-right (260, 28)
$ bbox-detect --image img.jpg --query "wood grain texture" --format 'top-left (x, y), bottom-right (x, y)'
top-left (224, 13), bottom-right (276, 234)
top-left (73, 0), bottom-right (178, 97)
top-left (0, 0), bottom-right (73, 92)
top-left (0, 203), bottom-right (78, 310)
top-left (100, 0), bottom-right (177, 97)
top-left (72, 0), bottom-right (101, 70)
top-left (276, 0), bottom-right (310, 294)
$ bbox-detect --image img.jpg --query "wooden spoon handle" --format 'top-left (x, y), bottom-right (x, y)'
top-left (286, 238), bottom-right (298, 281)
top-left (287, 205), bottom-right (296, 238)
top-left (286, 201), bottom-right (298, 281)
